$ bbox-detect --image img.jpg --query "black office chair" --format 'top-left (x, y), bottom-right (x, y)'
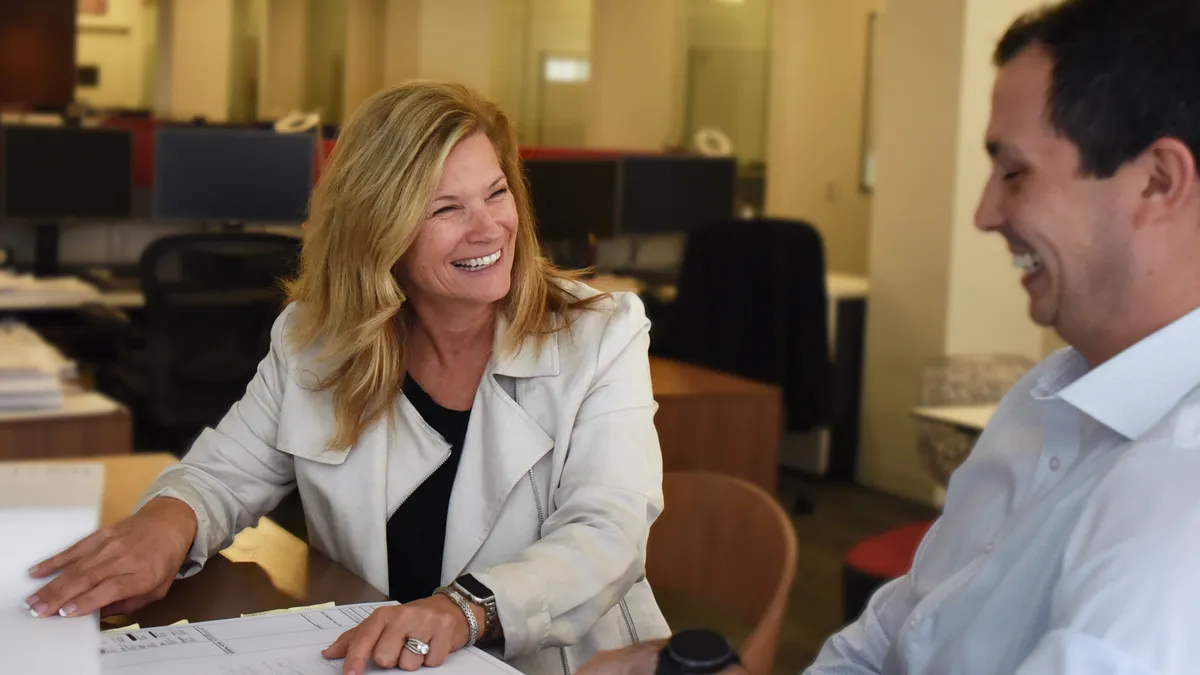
top-left (89, 232), bottom-right (302, 453)
top-left (654, 219), bottom-right (833, 514)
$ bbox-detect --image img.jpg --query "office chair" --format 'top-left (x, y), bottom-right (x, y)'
top-left (655, 219), bottom-right (832, 514)
top-left (88, 232), bottom-right (301, 453)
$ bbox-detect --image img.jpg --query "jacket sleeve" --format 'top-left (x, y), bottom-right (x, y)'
top-left (135, 304), bottom-right (300, 577)
top-left (472, 293), bottom-right (664, 659)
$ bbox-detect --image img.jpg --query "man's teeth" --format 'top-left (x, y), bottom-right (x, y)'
top-left (452, 250), bottom-right (501, 270)
top-left (1013, 252), bottom-right (1042, 272)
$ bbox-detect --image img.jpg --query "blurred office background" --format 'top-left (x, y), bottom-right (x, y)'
top-left (0, 0), bottom-right (1069, 672)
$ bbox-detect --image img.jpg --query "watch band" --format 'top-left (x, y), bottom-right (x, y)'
top-left (452, 578), bottom-right (499, 642)
top-left (434, 586), bottom-right (479, 647)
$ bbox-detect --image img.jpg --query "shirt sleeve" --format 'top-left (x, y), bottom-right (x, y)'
top-left (1012, 447), bottom-right (1200, 675)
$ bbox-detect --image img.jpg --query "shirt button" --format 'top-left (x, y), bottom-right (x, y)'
top-left (984, 541), bottom-right (994, 553)
top-left (1049, 457), bottom-right (1061, 471)
top-left (910, 617), bottom-right (919, 629)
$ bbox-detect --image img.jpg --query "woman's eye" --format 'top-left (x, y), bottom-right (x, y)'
top-left (432, 205), bottom-right (458, 217)
top-left (489, 187), bottom-right (508, 200)
top-left (1002, 170), bottom-right (1024, 182)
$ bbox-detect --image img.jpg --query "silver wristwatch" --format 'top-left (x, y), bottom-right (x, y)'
top-left (452, 575), bottom-right (500, 643)
top-left (434, 585), bottom-right (480, 646)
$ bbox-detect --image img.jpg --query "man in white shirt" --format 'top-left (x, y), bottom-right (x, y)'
top-left (580, 0), bottom-right (1200, 673)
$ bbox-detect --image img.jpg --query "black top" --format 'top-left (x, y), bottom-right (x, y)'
top-left (386, 374), bottom-right (471, 602)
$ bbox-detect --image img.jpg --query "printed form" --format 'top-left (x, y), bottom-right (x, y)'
top-left (100, 602), bottom-right (522, 674)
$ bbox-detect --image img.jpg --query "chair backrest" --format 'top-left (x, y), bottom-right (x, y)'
top-left (916, 354), bottom-right (1037, 484)
top-left (662, 218), bottom-right (831, 432)
top-left (137, 232), bottom-right (301, 427)
top-left (647, 471), bottom-right (798, 675)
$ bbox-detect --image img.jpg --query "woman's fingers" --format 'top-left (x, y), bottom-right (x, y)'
top-left (321, 626), bottom-right (354, 660)
top-left (27, 529), bottom-right (108, 580)
top-left (27, 553), bottom-right (126, 618)
top-left (373, 621), bottom-right (413, 670)
top-left (340, 617), bottom-right (386, 675)
top-left (397, 633), bottom-right (431, 672)
top-left (423, 628), bottom-right (454, 669)
top-left (59, 574), bottom-right (140, 618)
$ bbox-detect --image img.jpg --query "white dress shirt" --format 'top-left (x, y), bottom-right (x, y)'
top-left (807, 306), bottom-right (1200, 675)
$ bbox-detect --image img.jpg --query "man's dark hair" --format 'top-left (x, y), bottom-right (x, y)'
top-left (995, 0), bottom-right (1200, 178)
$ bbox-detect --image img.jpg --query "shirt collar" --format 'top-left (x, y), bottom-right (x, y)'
top-left (1041, 306), bottom-right (1200, 440)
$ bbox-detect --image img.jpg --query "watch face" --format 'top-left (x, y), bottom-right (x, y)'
top-left (456, 574), bottom-right (494, 600)
top-left (666, 630), bottom-right (735, 670)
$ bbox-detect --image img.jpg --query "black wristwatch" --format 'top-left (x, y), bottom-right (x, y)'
top-left (656, 629), bottom-right (741, 674)
top-left (452, 574), bottom-right (500, 643)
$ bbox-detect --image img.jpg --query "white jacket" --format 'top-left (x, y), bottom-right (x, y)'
top-left (139, 283), bottom-right (671, 675)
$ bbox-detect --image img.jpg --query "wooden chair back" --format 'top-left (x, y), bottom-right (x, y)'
top-left (647, 471), bottom-right (798, 675)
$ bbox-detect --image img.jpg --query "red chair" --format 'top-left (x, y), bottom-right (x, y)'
top-left (841, 520), bottom-right (933, 623)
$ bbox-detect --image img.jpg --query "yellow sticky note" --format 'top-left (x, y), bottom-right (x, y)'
top-left (169, 619), bottom-right (189, 626)
top-left (102, 623), bottom-right (140, 634)
top-left (241, 601), bottom-right (335, 618)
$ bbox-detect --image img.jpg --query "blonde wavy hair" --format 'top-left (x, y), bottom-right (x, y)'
top-left (284, 81), bottom-right (602, 451)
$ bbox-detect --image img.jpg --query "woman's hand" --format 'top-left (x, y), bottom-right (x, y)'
top-left (322, 594), bottom-right (480, 674)
top-left (24, 496), bottom-right (197, 619)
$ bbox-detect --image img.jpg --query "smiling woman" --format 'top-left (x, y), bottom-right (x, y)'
top-left (23, 81), bottom-right (671, 675)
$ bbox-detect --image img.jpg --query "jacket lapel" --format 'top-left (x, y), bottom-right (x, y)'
top-left (440, 320), bottom-right (559, 581)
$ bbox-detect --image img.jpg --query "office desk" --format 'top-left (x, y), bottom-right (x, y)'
top-left (0, 390), bottom-right (132, 459)
top-left (650, 357), bottom-right (782, 494)
top-left (66, 453), bottom-right (387, 627)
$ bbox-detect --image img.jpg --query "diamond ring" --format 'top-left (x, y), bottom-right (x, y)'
top-left (404, 637), bottom-right (431, 656)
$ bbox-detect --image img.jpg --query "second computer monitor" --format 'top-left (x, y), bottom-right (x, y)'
top-left (0, 125), bottom-right (133, 220)
top-left (153, 127), bottom-right (314, 223)
top-left (523, 158), bottom-right (620, 241)
top-left (618, 155), bottom-right (737, 235)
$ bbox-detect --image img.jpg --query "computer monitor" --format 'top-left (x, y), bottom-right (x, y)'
top-left (153, 127), bottom-right (315, 223)
top-left (618, 155), bottom-right (737, 235)
top-left (523, 158), bottom-right (620, 242)
top-left (0, 125), bottom-right (133, 220)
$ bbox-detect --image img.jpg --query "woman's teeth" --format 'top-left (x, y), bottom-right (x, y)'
top-left (1013, 252), bottom-right (1042, 272)
top-left (452, 250), bottom-right (501, 271)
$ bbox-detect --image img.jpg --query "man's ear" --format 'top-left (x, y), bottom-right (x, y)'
top-left (1135, 138), bottom-right (1197, 229)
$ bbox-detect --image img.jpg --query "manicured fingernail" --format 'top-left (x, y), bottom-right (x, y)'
top-left (31, 603), bottom-right (48, 617)
top-left (28, 564), bottom-right (39, 574)
top-left (22, 596), bottom-right (37, 610)
top-left (59, 604), bottom-right (78, 617)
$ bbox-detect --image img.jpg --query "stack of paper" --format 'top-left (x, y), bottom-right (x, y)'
top-left (0, 321), bottom-right (76, 411)
top-left (0, 462), bottom-right (105, 675)
top-left (100, 602), bottom-right (523, 674)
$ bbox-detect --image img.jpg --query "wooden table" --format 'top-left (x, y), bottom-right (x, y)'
top-left (44, 454), bottom-right (386, 627)
top-left (0, 391), bottom-right (132, 460)
top-left (650, 358), bottom-right (782, 494)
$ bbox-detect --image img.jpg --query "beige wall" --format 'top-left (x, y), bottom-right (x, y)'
top-left (684, 0), bottom-right (770, 163)
top-left (860, 0), bottom-right (1056, 504)
top-left (943, 0), bottom-right (1046, 357)
top-left (418, 0), bottom-right (497, 98)
top-left (305, 0), bottom-right (346, 122)
top-left (765, 0), bottom-right (883, 276)
top-left (259, 0), bottom-right (308, 119)
top-left (159, 0), bottom-right (234, 122)
top-left (382, 0), bottom-right (419, 87)
top-left (586, 0), bottom-right (688, 150)
top-left (859, 0), bottom-right (965, 503)
top-left (343, 0), bottom-right (386, 116)
top-left (75, 0), bottom-right (154, 109)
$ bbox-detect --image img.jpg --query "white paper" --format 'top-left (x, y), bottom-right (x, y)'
top-left (101, 602), bottom-right (522, 674)
top-left (0, 462), bottom-right (104, 675)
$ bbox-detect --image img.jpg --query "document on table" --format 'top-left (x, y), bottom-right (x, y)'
top-left (100, 602), bottom-right (523, 674)
top-left (0, 462), bottom-right (104, 675)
